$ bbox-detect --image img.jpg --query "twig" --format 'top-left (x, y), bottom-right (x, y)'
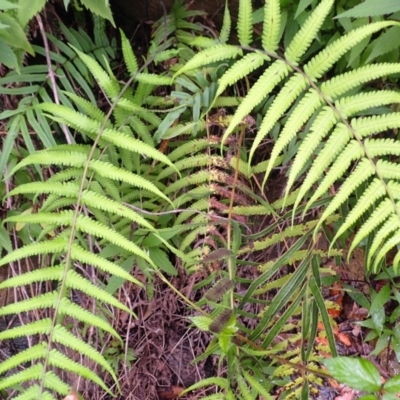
top-left (36, 14), bottom-right (73, 144)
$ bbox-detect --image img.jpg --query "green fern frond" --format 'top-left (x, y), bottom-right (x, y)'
top-left (47, 348), bottom-right (111, 394)
top-left (120, 29), bottom-right (138, 75)
top-left (249, 73), bottom-right (308, 165)
top-left (0, 238), bottom-right (66, 267)
top-left (221, 60), bottom-right (290, 145)
top-left (0, 266), bottom-right (64, 289)
top-left (305, 21), bottom-right (400, 79)
top-left (349, 198), bottom-right (393, 256)
top-left (237, 0), bottom-right (252, 46)
top-left (174, 44), bottom-right (243, 77)
top-left (285, 0), bottom-right (334, 64)
top-left (216, 52), bottom-right (269, 98)
top-left (73, 47), bottom-right (120, 99)
top-left (331, 179), bottom-right (386, 245)
top-left (51, 325), bottom-right (118, 382)
top-left (262, 0), bottom-right (280, 53)
top-left (0, 363), bottom-right (43, 391)
top-left (242, 370), bottom-right (274, 400)
top-left (69, 243), bottom-right (143, 285)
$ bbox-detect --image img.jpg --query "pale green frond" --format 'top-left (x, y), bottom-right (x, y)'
top-left (52, 325), bottom-right (118, 382)
top-left (47, 348), bottom-right (110, 394)
top-left (249, 73), bottom-right (308, 166)
top-left (364, 138), bottom-right (400, 157)
top-left (349, 198), bottom-right (393, 256)
top-left (81, 190), bottom-right (155, 231)
top-left (6, 210), bottom-right (74, 227)
top-left (0, 319), bottom-right (52, 341)
top-left (372, 229), bottom-right (400, 272)
top-left (229, 205), bottom-right (273, 216)
top-left (157, 155), bottom-right (227, 181)
top-left (183, 377), bottom-right (229, 392)
top-left (216, 52), bottom-right (269, 98)
top-left (294, 124), bottom-right (351, 210)
top-left (88, 159), bottom-right (173, 206)
top-left (0, 363), bottom-right (43, 391)
top-left (0, 291), bottom-right (58, 316)
top-left (315, 158), bottom-right (375, 232)
top-left (305, 21), bottom-right (400, 79)
top-left (237, 0), bottom-right (252, 45)
top-left (6, 181), bottom-right (81, 199)
top-left (265, 89), bottom-right (323, 182)
top-left (221, 60), bottom-right (289, 145)
top-left (322, 64), bottom-right (400, 98)
top-left (70, 243), bottom-right (143, 285)
top-left (120, 29), bottom-right (138, 75)
top-left (12, 384), bottom-right (56, 400)
top-left (262, 0), bottom-right (280, 52)
top-left (66, 270), bottom-right (133, 314)
top-left (336, 91), bottom-right (400, 117)
top-left (238, 219), bottom-right (320, 255)
top-left (9, 150), bottom-right (88, 175)
top-left (168, 136), bottom-right (219, 162)
top-left (352, 113), bottom-right (400, 139)
top-left (376, 159), bottom-right (400, 180)
top-left (285, 0), bottom-right (334, 64)
top-left (331, 179), bottom-right (385, 245)
top-left (74, 47), bottom-right (120, 99)
top-left (0, 237), bottom-right (67, 267)
top-left (134, 72), bottom-right (172, 86)
top-left (237, 374), bottom-right (252, 400)
top-left (367, 215), bottom-right (400, 268)
top-left (41, 372), bottom-right (70, 397)
top-left (74, 214), bottom-right (154, 266)
top-left (63, 91), bottom-right (109, 125)
top-left (174, 44), bottom-right (242, 77)
top-left (0, 266), bottom-right (63, 289)
top-left (0, 343), bottom-right (46, 376)
top-left (219, 0), bottom-right (231, 43)
top-left (164, 169), bottom-right (219, 194)
top-left (242, 370), bottom-right (274, 399)
top-left (287, 106), bottom-right (337, 193)
top-left (58, 297), bottom-right (120, 338)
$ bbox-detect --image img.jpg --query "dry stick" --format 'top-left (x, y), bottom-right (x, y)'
top-left (36, 14), bottom-right (73, 145)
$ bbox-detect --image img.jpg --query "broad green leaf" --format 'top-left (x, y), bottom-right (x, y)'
top-left (336, 0), bottom-right (400, 18)
top-left (149, 247), bottom-right (177, 276)
top-left (323, 357), bottom-right (381, 392)
top-left (79, 0), bottom-right (115, 26)
top-left (18, 0), bottom-right (46, 27)
top-left (0, 13), bottom-right (34, 54)
top-left (0, 0), bottom-right (18, 10)
top-left (384, 375), bottom-right (400, 393)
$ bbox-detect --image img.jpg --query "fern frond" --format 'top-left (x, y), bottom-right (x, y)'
top-left (305, 21), bottom-right (400, 79)
top-left (73, 47), bottom-right (120, 99)
top-left (120, 29), bottom-right (138, 75)
top-left (47, 348), bottom-right (111, 394)
top-left (285, 0), bottom-right (334, 64)
top-left (70, 243), bottom-right (142, 284)
top-left (262, 0), bottom-right (280, 53)
top-left (349, 198), bottom-right (393, 255)
top-left (249, 73), bottom-right (308, 165)
top-left (237, 0), bottom-right (252, 46)
top-left (51, 325), bottom-right (118, 382)
top-left (174, 44), bottom-right (243, 77)
top-left (0, 238), bottom-right (66, 267)
top-left (331, 179), bottom-right (386, 245)
top-left (313, 158), bottom-right (374, 231)
top-left (221, 60), bottom-right (290, 145)
top-left (215, 52), bottom-right (270, 98)
top-left (0, 363), bottom-right (43, 391)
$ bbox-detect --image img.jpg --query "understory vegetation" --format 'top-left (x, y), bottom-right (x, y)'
top-left (2, 0), bottom-right (400, 399)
